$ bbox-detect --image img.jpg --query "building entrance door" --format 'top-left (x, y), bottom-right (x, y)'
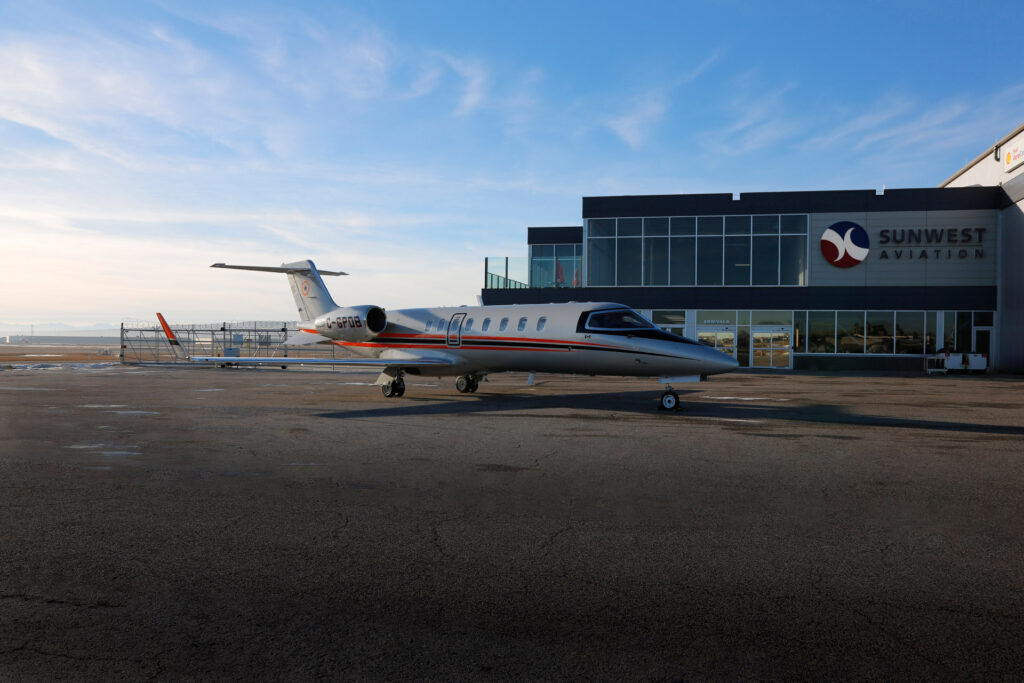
top-left (697, 328), bottom-right (736, 358)
top-left (751, 326), bottom-right (792, 369)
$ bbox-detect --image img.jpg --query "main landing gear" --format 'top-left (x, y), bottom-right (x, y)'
top-left (659, 386), bottom-right (680, 411)
top-left (381, 375), bottom-right (406, 398)
top-left (455, 374), bottom-right (480, 393)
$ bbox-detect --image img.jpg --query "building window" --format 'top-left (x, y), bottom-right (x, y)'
top-left (586, 214), bottom-right (807, 287)
top-left (669, 236), bottom-right (695, 285)
top-left (751, 235), bottom-right (778, 285)
top-left (617, 237), bottom-right (642, 286)
top-left (697, 235), bottom-right (723, 285)
top-left (895, 312), bottom-right (924, 354)
top-left (793, 311), bottom-right (807, 353)
top-left (780, 235), bottom-right (807, 286)
top-left (530, 243), bottom-right (582, 287)
top-left (866, 311), bottom-right (894, 353)
top-left (652, 310), bottom-right (686, 328)
top-left (808, 311), bottom-right (836, 353)
top-left (724, 235), bottom-right (750, 286)
top-left (837, 311), bottom-right (865, 353)
top-left (588, 237), bottom-right (615, 286)
top-left (643, 236), bottom-right (668, 285)
top-left (590, 218), bottom-right (615, 237)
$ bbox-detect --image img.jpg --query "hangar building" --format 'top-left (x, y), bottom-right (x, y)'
top-left (482, 123), bottom-right (1024, 372)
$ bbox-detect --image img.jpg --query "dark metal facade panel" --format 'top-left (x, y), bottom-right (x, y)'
top-left (480, 286), bottom-right (998, 311)
top-left (581, 187), bottom-right (1005, 218)
top-left (527, 226), bottom-right (583, 244)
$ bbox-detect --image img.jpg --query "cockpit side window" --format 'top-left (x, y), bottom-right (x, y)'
top-left (425, 319), bottom-right (433, 332)
top-left (585, 309), bottom-right (656, 331)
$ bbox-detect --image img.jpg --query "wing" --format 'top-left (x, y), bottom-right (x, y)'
top-left (185, 355), bottom-right (452, 369)
top-left (155, 313), bottom-right (453, 370)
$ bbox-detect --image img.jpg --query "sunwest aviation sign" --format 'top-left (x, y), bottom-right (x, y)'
top-left (821, 222), bottom-right (988, 267)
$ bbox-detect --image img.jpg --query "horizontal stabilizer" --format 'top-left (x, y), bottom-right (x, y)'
top-left (211, 263), bottom-right (347, 276)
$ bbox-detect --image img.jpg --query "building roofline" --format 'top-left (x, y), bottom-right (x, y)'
top-left (939, 120), bottom-right (1024, 187)
top-left (582, 186), bottom-right (1004, 218)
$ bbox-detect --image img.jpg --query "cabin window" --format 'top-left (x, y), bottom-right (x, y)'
top-left (465, 318), bottom-right (474, 332)
top-left (425, 320), bottom-right (433, 332)
top-left (537, 316), bottom-right (547, 331)
top-left (517, 317), bottom-right (528, 332)
top-left (438, 318), bottom-right (446, 331)
top-left (499, 318), bottom-right (509, 332)
top-left (481, 318), bottom-right (491, 332)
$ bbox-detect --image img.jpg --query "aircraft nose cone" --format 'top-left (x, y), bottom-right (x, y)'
top-left (702, 346), bottom-right (739, 374)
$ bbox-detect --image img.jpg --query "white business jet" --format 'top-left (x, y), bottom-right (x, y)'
top-left (157, 260), bottom-right (737, 410)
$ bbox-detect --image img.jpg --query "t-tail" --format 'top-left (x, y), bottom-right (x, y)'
top-left (210, 260), bottom-right (347, 321)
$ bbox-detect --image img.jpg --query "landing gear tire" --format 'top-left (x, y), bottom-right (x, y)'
top-left (456, 375), bottom-right (472, 393)
top-left (382, 377), bottom-right (406, 398)
top-left (659, 390), bottom-right (679, 411)
top-left (467, 378), bottom-right (479, 393)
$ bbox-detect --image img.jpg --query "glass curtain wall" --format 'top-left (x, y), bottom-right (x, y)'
top-left (529, 244), bottom-right (582, 288)
top-left (586, 214), bottom-right (808, 287)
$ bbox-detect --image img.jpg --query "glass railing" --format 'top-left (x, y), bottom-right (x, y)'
top-left (484, 257), bottom-right (529, 289)
top-left (484, 256), bottom-right (583, 289)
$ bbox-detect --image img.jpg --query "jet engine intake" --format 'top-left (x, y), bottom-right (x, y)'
top-left (315, 305), bottom-right (387, 341)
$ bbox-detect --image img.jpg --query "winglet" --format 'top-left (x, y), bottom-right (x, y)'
top-left (156, 313), bottom-right (189, 361)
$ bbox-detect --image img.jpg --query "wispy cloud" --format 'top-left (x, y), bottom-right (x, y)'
top-left (600, 51), bottom-right (721, 149)
top-left (604, 94), bottom-right (667, 149)
top-left (437, 53), bottom-right (488, 115)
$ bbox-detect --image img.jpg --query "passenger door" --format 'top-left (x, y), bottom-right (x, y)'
top-left (447, 313), bottom-right (467, 347)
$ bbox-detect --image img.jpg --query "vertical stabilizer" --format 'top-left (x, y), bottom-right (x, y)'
top-left (281, 260), bottom-right (339, 321)
top-left (210, 260), bottom-right (347, 321)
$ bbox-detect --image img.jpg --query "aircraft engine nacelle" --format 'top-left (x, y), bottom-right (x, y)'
top-left (314, 305), bottom-right (387, 341)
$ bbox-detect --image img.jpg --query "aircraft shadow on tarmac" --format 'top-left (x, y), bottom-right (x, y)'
top-left (317, 390), bottom-right (1024, 436)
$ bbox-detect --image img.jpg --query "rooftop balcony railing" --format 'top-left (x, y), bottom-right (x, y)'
top-left (484, 257), bottom-right (529, 289)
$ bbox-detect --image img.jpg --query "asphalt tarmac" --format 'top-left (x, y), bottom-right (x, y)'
top-left (2, 362), bottom-right (1023, 680)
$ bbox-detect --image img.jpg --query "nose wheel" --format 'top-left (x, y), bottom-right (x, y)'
top-left (455, 375), bottom-right (479, 393)
top-left (659, 387), bottom-right (679, 411)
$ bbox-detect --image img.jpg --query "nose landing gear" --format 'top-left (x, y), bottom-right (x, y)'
top-left (659, 386), bottom-right (679, 411)
top-left (455, 374), bottom-right (480, 393)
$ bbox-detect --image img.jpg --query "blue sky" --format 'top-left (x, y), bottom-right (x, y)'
top-left (0, 0), bottom-right (1020, 328)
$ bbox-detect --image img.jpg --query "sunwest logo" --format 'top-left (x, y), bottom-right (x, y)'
top-left (820, 222), bottom-right (869, 268)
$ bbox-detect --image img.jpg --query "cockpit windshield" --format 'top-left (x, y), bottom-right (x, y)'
top-left (585, 308), bottom-right (656, 331)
